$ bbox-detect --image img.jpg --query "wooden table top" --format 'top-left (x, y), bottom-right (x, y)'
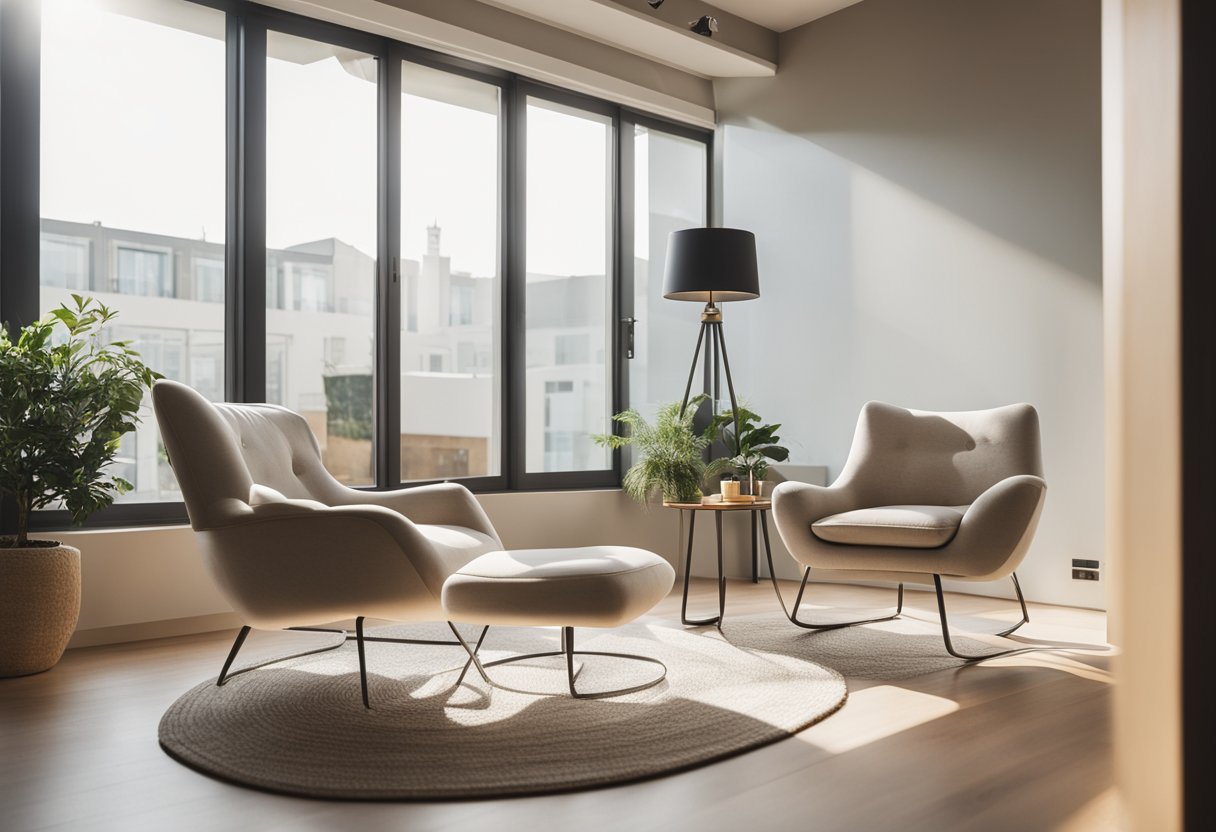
top-left (663, 499), bottom-right (772, 511)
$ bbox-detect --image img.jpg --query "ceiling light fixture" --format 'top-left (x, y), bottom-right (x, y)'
top-left (689, 15), bottom-right (718, 37)
top-left (647, 0), bottom-right (665, 8)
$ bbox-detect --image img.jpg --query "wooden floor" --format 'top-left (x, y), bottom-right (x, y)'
top-left (0, 579), bottom-right (1118, 832)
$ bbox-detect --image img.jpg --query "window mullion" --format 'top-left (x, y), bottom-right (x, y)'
top-left (228, 11), bottom-right (267, 403)
top-left (0, 0), bottom-right (41, 334)
top-left (506, 79), bottom-right (528, 490)
top-left (380, 47), bottom-right (402, 489)
top-left (616, 111), bottom-right (637, 479)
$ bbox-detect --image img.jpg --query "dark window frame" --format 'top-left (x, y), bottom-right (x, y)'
top-left (511, 80), bottom-right (623, 492)
top-left (0, 0), bottom-right (712, 534)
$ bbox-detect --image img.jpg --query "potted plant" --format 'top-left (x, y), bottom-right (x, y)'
top-left (707, 406), bottom-right (790, 497)
top-left (0, 296), bottom-right (160, 676)
top-left (594, 394), bottom-right (732, 504)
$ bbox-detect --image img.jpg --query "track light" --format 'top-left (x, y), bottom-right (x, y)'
top-left (689, 15), bottom-right (718, 37)
top-left (647, 0), bottom-right (665, 8)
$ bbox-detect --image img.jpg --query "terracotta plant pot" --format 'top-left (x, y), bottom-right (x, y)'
top-left (0, 542), bottom-right (81, 677)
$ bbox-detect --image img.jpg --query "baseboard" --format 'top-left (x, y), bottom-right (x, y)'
top-left (67, 611), bottom-right (244, 649)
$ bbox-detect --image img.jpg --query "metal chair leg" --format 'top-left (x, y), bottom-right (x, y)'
top-left (453, 625), bottom-right (491, 687)
top-left (760, 516), bottom-right (903, 630)
top-left (449, 622), bottom-right (667, 700)
top-left (933, 574), bottom-right (1032, 661)
top-left (564, 626), bottom-right (578, 695)
top-left (355, 615), bottom-right (369, 709)
top-left (994, 572), bottom-right (1031, 637)
top-left (215, 620), bottom-right (486, 703)
top-left (216, 624), bottom-right (349, 687)
top-left (448, 621), bottom-right (495, 686)
top-left (216, 626), bottom-right (251, 686)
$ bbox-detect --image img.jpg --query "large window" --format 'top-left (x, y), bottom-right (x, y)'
top-left (39, 0), bottom-right (226, 504)
top-left (399, 63), bottom-right (502, 483)
top-left (3, 0), bottom-right (711, 528)
top-left (524, 97), bottom-right (613, 475)
top-left (266, 30), bottom-right (378, 486)
top-left (630, 124), bottom-right (709, 424)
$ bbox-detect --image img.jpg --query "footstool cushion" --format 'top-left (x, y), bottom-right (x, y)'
top-left (441, 546), bottom-right (675, 628)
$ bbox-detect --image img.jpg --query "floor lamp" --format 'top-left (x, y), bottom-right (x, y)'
top-left (663, 228), bottom-right (760, 456)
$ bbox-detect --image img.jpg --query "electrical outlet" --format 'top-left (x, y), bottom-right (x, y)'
top-left (1072, 568), bottom-right (1100, 581)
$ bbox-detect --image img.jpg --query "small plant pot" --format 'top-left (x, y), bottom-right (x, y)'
top-left (743, 477), bottom-right (765, 498)
top-left (0, 542), bottom-right (81, 677)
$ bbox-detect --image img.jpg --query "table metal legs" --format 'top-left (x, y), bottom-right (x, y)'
top-left (751, 512), bottom-right (759, 583)
top-left (681, 510), bottom-right (724, 627)
top-left (680, 508), bottom-right (763, 627)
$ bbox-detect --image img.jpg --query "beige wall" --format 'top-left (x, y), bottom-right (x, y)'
top-left (1103, 0), bottom-right (1183, 827)
top-left (713, 0), bottom-right (1105, 610)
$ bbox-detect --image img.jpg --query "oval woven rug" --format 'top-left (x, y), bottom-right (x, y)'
top-left (159, 618), bottom-right (847, 800)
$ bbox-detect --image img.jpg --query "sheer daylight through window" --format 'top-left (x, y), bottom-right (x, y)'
top-left (39, 0), bottom-right (227, 503)
top-left (266, 30), bottom-right (378, 486)
top-left (524, 98), bottom-right (613, 474)
top-left (399, 63), bottom-right (502, 482)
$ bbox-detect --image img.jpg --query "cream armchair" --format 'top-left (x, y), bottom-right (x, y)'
top-left (770, 401), bottom-right (1047, 659)
top-left (152, 379), bottom-right (502, 706)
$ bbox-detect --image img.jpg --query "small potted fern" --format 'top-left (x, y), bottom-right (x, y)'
top-left (0, 296), bottom-right (160, 676)
top-left (594, 395), bottom-right (732, 505)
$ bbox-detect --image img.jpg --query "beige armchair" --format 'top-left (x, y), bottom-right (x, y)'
top-left (152, 379), bottom-right (502, 706)
top-left (770, 401), bottom-right (1047, 659)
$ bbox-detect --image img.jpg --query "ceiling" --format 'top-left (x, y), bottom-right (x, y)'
top-left (477, 0), bottom-right (777, 77)
top-left (708, 0), bottom-right (865, 32)
top-left (468, 0), bottom-right (867, 79)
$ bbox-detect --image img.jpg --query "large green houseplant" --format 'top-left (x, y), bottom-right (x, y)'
top-left (0, 296), bottom-right (160, 676)
top-left (594, 395), bottom-right (732, 504)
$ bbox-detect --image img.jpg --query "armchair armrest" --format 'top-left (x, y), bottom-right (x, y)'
top-left (941, 474), bottom-right (1047, 580)
top-left (771, 480), bottom-right (864, 567)
top-left (326, 482), bottom-right (501, 546)
top-left (198, 504), bottom-right (441, 629)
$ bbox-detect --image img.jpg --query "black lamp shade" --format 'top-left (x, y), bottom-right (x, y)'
top-left (662, 227), bottom-right (759, 302)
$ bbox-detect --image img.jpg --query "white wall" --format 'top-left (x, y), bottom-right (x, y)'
top-left (713, 0), bottom-right (1105, 609)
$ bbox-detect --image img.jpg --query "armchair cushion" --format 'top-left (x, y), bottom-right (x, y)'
top-left (412, 525), bottom-right (503, 594)
top-left (812, 505), bottom-right (967, 549)
top-left (248, 484), bottom-right (325, 511)
top-left (443, 546), bottom-right (675, 628)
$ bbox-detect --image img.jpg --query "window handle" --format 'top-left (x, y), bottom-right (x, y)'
top-left (622, 316), bottom-right (637, 359)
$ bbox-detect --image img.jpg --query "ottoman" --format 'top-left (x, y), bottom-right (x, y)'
top-left (441, 546), bottom-right (676, 698)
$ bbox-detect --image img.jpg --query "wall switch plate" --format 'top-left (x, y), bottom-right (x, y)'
top-left (1072, 568), bottom-right (1100, 581)
top-left (1072, 558), bottom-right (1100, 570)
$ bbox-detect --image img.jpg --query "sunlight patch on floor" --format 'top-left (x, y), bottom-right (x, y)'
top-left (979, 651), bottom-right (1115, 684)
top-left (1056, 787), bottom-right (1128, 832)
top-left (796, 685), bottom-right (958, 753)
